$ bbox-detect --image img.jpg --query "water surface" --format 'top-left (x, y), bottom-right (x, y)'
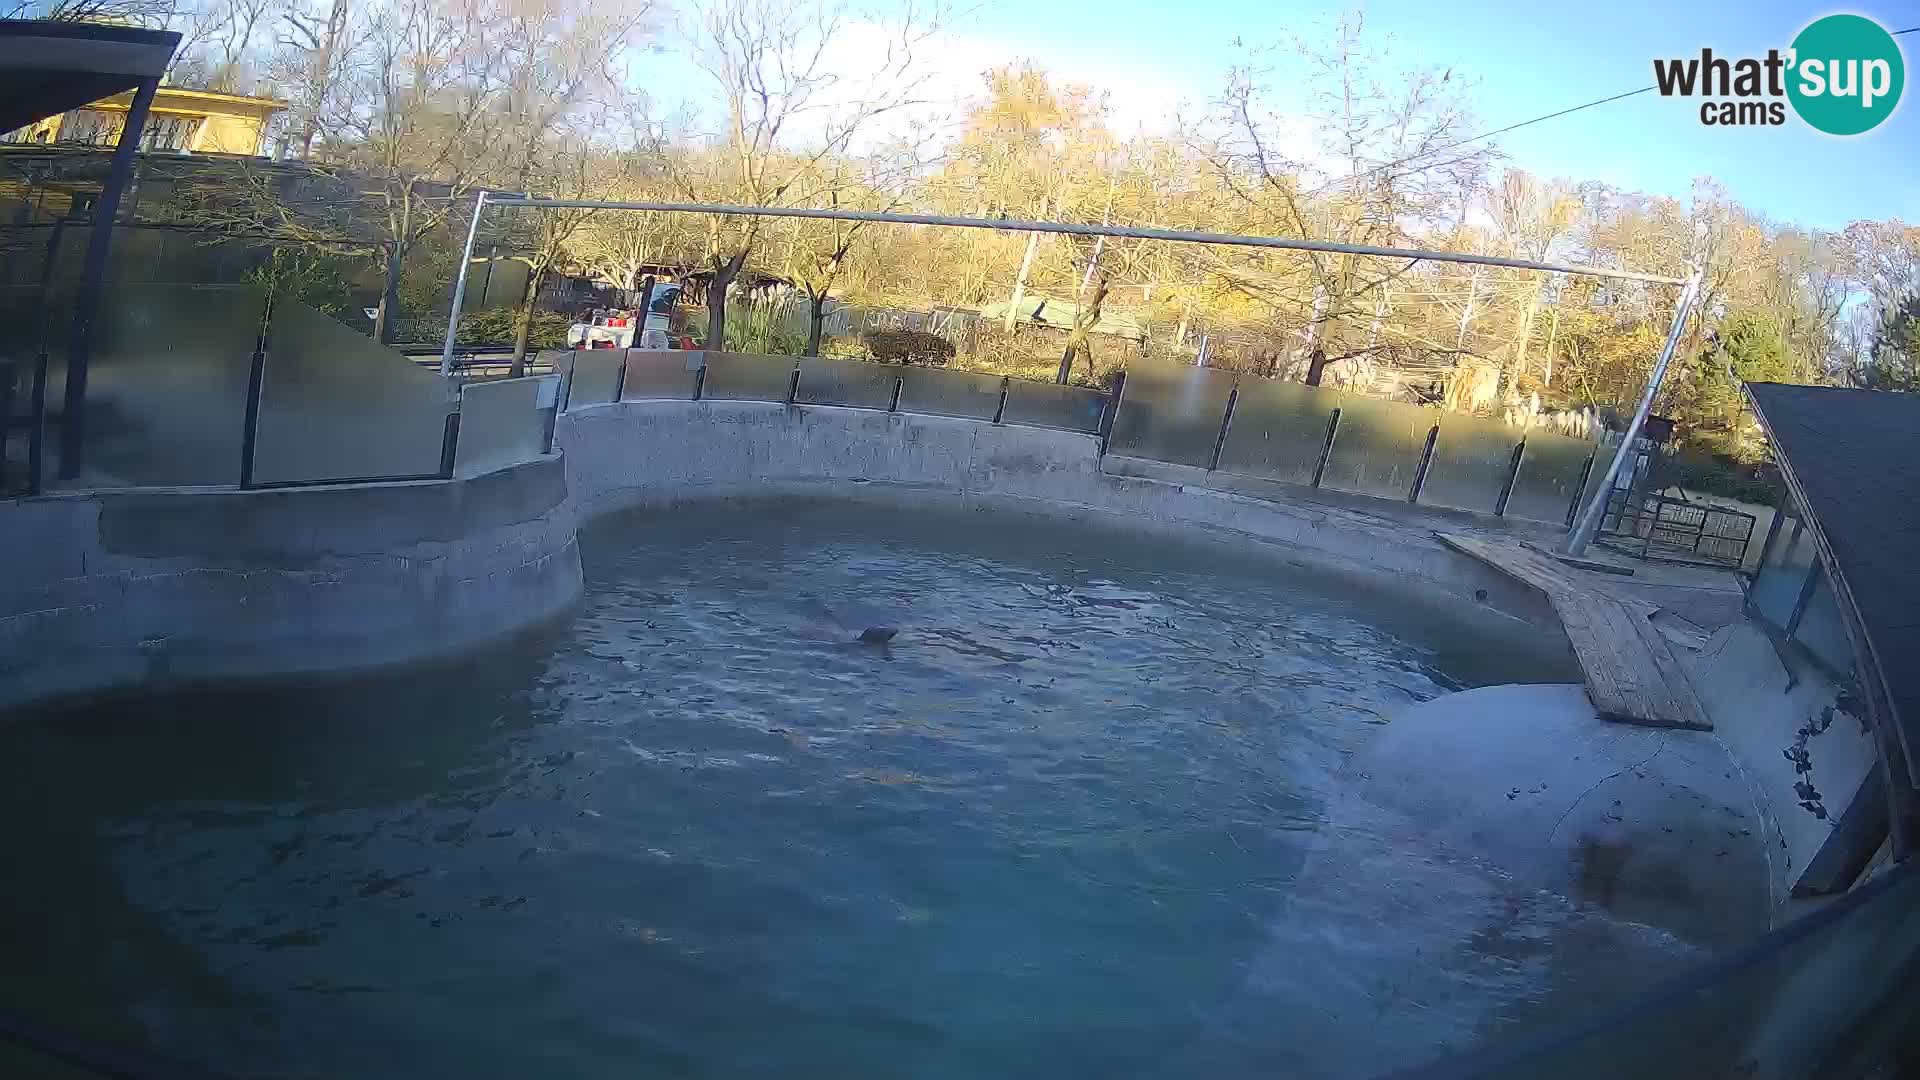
top-left (1, 500), bottom-right (1631, 1078)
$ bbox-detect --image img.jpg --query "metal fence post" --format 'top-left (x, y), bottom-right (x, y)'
top-left (611, 349), bottom-right (628, 403)
top-left (23, 221), bottom-right (65, 496)
top-left (692, 362), bottom-right (708, 401)
top-left (1097, 370), bottom-right (1126, 453)
top-left (1207, 383), bottom-right (1240, 472)
top-left (992, 377), bottom-right (1009, 424)
top-left (1408, 423), bottom-right (1440, 503)
top-left (439, 411), bottom-right (461, 478)
top-left (1494, 440), bottom-right (1526, 517)
top-left (1311, 408), bottom-right (1342, 488)
top-left (238, 294), bottom-right (273, 488)
top-left (1565, 454), bottom-right (1597, 529)
top-left (785, 365), bottom-right (801, 404)
top-left (888, 375), bottom-right (903, 412)
top-left (439, 190), bottom-right (488, 376)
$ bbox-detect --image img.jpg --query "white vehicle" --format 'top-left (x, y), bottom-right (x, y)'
top-left (566, 281), bottom-right (684, 350)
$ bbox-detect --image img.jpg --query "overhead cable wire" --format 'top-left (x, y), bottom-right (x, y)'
top-left (1314, 23), bottom-right (1917, 195)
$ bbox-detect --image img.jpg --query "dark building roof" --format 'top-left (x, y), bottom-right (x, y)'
top-left (0, 20), bottom-right (181, 135)
top-left (1744, 383), bottom-right (1920, 778)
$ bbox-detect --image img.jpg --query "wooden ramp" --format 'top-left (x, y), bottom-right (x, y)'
top-left (1437, 533), bottom-right (1712, 731)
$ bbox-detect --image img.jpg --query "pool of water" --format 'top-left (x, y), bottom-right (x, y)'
top-left (0, 500), bottom-right (1661, 1079)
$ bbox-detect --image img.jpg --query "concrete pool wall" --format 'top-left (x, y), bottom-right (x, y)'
top-left (1, 396), bottom-right (1568, 708)
top-left (0, 454), bottom-right (581, 709)
top-left (558, 398), bottom-right (1570, 628)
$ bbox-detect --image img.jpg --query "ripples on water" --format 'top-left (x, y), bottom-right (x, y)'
top-left (0, 500), bottom-right (1600, 1079)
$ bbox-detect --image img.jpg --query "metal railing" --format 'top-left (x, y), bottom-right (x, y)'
top-left (555, 348), bottom-right (1603, 529)
top-left (1, 276), bottom-right (557, 497)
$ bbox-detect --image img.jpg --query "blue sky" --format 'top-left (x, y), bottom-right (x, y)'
top-left (648, 0), bottom-right (1920, 226)
top-left (904, 0), bottom-right (1918, 230)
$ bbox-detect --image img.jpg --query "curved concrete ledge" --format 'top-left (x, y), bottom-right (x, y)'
top-left (4, 396), bottom-right (1579, 711)
top-left (0, 455), bottom-right (583, 710)
top-left (1255, 683), bottom-right (1775, 1072)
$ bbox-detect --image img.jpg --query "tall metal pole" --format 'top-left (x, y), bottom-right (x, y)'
top-left (59, 76), bottom-right (158, 481)
top-left (1564, 268), bottom-right (1702, 556)
top-left (439, 190), bottom-right (488, 376)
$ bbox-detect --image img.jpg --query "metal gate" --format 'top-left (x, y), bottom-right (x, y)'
top-left (1599, 489), bottom-right (1756, 567)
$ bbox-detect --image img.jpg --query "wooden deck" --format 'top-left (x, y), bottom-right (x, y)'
top-left (1437, 533), bottom-right (1713, 731)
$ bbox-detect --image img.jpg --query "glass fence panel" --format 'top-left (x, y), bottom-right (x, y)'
top-left (1320, 395), bottom-right (1436, 500)
top-left (1790, 571), bottom-right (1853, 675)
top-left (621, 349), bottom-right (700, 401)
top-left (1419, 413), bottom-right (1523, 513)
top-left (0, 229), bottom-right (48, 288)
top-left (1000, 379), bottom-right (1107, 433)
top-left (3, 289), bottom-right (71, 478)
top-left (37, 225), bottom-right (262, 288)
top-left (1580, 442), bottom-right (1622, 515)
top-left (796, 356), bottom-right (899, 410)
top-left (454, 375), bottom-right (555, 479)
top-left (897, 367), bottom-right (1002, 421)
top-left (561, 349), bottom-right (622, 409)
top-left (0, 285), bottom-right (39, 373)
top-left (699, 351), bottom-right (795, 402)
top-left (57, 285), bottom-right (264, 489)
top-left (1215, 378), bottom-right (1341, 486)
top-left (45, 224), bottom-right (91, 290)
top-left (1749, 508), bottom-right (1814, 630)
top-left (252, 301), bottom-right (456, 484)
top-left (1107, 364), bottom-right (1237, 467)
top-left (1412, 861), bottom-right (1920, 1080)
top-left (1507, 432), bottom-right (1599, 525)
top-left (0, 287), bottom-right (35, 489)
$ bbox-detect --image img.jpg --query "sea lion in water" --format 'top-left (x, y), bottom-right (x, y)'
top-left (791, 595), bottom-right (901, 646)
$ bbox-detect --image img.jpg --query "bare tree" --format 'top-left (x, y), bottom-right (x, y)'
top-left (275, 0), bottom-right (358, 159)
top-left (5, 0), bottom-right (180, 25)
top-left (660, 0), bottom-right (939, 348)
top-left (329, 0), bottom-right (511, 341)
top-left (1202, 13), bottom-right (1493, 364)
top-left (165, 0), bottom-right (276, 91)
top-left (492, 0), bottom-right (655, 370)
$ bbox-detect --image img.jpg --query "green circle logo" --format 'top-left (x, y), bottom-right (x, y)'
top-left (1787, 14), bottom-right (1905, 135)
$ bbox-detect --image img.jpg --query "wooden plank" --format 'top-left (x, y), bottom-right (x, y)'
top-left (1582, 596), bottom-right (1676, 725)
top-left (1435, 531), bottom-right (1712, 730)
top-left (1620, 599), bottom-right (1713, 730)
top-left (1436, 533), bottom-right (1568, 600)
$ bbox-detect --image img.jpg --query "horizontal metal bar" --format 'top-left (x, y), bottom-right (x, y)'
top-left (479, 199), bottom-right (1687, 286)
top-left (244, 472), bottom-right (449, 490)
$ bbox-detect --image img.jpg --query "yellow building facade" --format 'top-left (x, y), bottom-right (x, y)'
top-left (2, 86), bottom-right (286, 156)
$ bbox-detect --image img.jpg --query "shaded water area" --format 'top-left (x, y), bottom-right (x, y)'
top-left (0, 500), bottom-right (1718, 1079)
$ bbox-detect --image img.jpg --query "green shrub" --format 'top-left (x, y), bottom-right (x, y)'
top-left (1659, 450), bottom-right (1782, 507)
top-left (244, 247), bottom-right (354, 316)
top-left (456, 307), bottom-right (571, 349)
